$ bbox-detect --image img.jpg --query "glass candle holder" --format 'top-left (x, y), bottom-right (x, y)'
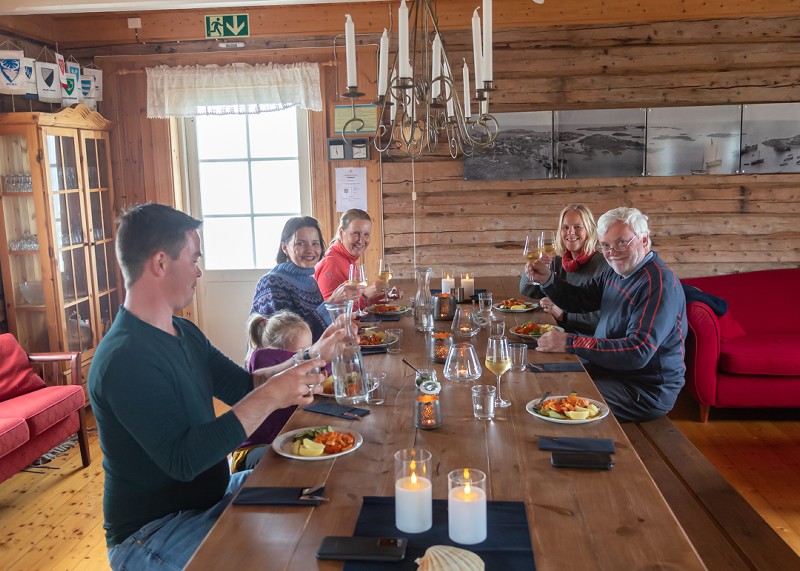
top-left (443, 343), bottom-right (482, 382)
top-left (451, 306), bottom-right (479, 338)
top-left (395, 448), bottom-right (433, 533)
top-left (428, 332), bottom-right (454, 363)
top-left (448, 468), bottom-right (487, 544)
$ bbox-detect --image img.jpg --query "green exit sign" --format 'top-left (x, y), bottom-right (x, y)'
top-left (205, 14), bottom-right (250, 39)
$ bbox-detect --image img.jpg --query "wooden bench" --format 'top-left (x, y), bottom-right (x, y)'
top-left (622, 416), bottom-right (799, 570)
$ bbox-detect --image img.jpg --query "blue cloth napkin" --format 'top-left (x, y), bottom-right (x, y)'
top-left (359, 313), bottom-right (401, 322)
top-left (343, 497), bottom-right (535, 570)
top-left (528, 362), bottom-right (585, 373)
top-left (233, 486), bottom-right (325, 506)
top-left (304, 400), bottom-right (371, 419)
top-left (538, 436), bottom-right (616, 454)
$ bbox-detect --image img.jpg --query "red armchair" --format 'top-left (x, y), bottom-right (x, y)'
top-left (682, 268), bottom-right (800, 422)
top-left (0, 333), bottom-right (90, 484)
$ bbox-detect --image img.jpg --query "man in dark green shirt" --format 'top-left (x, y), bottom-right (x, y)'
top-left (89, 204), bottom-right (344, 570)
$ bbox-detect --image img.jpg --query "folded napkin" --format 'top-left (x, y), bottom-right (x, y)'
top-left (345, 497), bottom-right (535, 571)
top-left (538, 436), bottom-right (616, 454)
top-left (233, 486), bottom-right (326, 506)
top-left (360, 345), bottom-right (388, 355)
top-left (359, 314), bottom-right (401, 322)
top-left (304, 400), bottom-right (371, 419)
top-left (528, 362), bottom-right (585, 373)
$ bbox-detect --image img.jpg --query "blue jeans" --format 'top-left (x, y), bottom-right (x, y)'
top-left (107, 470), bottom-right (250, 570)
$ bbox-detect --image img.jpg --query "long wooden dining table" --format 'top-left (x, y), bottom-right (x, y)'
top-left (187, 277), bottom-right (705, 570)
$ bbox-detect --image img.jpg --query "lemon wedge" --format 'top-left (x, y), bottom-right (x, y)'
top-left (510, 304), bottom-right (527, 310)
top-left (565, 410), bottom-right (591, 420)
top-left (302, 438), bottom-right (325, 450)
top-left (298, 445), bottom-right (324, 457)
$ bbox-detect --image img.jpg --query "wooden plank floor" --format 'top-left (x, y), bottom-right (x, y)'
top-left (1, 400), bottom-right (798, 570)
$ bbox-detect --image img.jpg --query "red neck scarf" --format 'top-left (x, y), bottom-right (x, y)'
top-left (561, 250), bottom-right (594, 272)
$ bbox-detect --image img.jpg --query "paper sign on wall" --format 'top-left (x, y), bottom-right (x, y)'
top-left (335, 167), bottom-right (368, 212)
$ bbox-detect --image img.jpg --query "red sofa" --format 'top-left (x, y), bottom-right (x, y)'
top-left (682, 268), bottom-right (800, 422)
top-left (0, 333), bottom-right (90, 484)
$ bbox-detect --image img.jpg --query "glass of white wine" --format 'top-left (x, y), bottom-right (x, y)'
top-left (347, 263), bottom-right (368, 316)
top-left (485, 335), bottom-right (512, 407)
top-left (541, 230), bottom-right (556, 274)
top-left (377, 258), bottom-right (393, 301)
top-left (523, 234), bottom-right (543, 285)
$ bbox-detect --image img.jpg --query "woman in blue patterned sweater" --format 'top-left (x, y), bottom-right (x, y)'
top-left (250, 217), bottom-right (351, 341)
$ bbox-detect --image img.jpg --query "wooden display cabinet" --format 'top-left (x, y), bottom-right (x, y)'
top-left (0, 104), bottom-right (120, 399)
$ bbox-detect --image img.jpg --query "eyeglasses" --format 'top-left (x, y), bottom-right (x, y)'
top-left (597, 235), bottom-right (637, 253)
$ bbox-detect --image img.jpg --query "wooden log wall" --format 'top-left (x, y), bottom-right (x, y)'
top-left (383, 16), bottom-right (800, 280)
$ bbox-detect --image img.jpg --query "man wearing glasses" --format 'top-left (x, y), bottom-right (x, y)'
top-left (527, 207), bottom-right (686, 422)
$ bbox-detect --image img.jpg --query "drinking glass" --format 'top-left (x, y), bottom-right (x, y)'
top-left (485, 335), bottom-right (511, 407)
top-left (523, 234), bottom-right (543, 284)
top-left (377, 258), bottom-right (393, 301)
top-left (451, 307), bottom-right (479, 338)
top-left (541, 230), bottom-right (556, 257)
top-left (347, 263), bottom-right (368, 316)
top-left (475, 292), bottom-right (493, 328)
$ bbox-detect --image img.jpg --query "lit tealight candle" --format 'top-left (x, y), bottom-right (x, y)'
top-left (448, 468), bottom-right (487, 545)
top-left (395, 467), bottom-right (433, 533)
top-left (461, 273), bottom-right (475, 298)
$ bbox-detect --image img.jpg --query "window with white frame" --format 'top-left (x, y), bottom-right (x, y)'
top-left (184, 105), bottom-right (311, 270)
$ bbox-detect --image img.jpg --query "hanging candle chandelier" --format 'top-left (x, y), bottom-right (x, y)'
top-left (342, 0), bottom-right (522, 159)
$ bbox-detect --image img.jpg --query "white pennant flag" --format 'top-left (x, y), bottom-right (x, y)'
top-left (0, 50), bottom-right (25, 95)
top-left (66, 61), bottom-right (82, 102)
top-left (35, 61), bottom-right (61, 103)
top-left (82, 67), bottom-right (103, 101)
top-left (56, 52), bottom-right (67, 88)
top-left (81, 76), bottom-right (96, 110)
top-left (62, 70), bottom-right (79, 105)
top-left (22, 57), bottom-right (37, 99)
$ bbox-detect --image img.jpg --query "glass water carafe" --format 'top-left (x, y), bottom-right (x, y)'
top-left (325, 300), bottom-right (369, 405)
top-left (413, 267), bottom-right (434, 332)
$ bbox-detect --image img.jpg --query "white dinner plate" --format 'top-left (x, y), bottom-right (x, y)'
top-left (272, 426), bottom-right (363, 461)
top-left (358, 331), bottom-right (399, 349)
top-left (509, 324), bottom-right (564, 340)
top-left (493, 302), bottom-right (539, 313)
top-left (525, 395), bottom-right (609, 424)
top-left (365, 304), bottom-right (410, 316)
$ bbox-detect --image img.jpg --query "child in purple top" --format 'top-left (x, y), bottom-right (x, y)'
top-left (231, 311), bottom-right (315, 472)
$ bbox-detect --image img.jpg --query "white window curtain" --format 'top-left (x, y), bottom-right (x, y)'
top-left (146, 62), bottom-right (322, 118)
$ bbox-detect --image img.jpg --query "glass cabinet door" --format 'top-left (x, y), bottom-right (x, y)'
top-left (44, 128), bottom-right (96, 353)
top-left (0, 129), bottom-right (50, 351)
top-left (82, 131), bottom-right (120, 338)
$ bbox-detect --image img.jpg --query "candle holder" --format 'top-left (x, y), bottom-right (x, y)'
top-left (448, 468), bottom-right (487, 544)
top-left (414, 394), bottom-right (442, 430)
top-left (395, 448), bottom-right (433, 533)
top-left (433, 293), bottom-right (456, 321)
top-left (443, 343), bottom-right (482, 382)
top-left (451, 306), bottom-right (479, 338)
top-left (428, 332), bottom-right (454, 363)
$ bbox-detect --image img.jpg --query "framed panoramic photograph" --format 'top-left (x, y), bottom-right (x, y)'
top-left (554, 108), bottom-right (646, 178)
top-left (740, 103), bottom-right (800, 174)
top-left (646, 105), bottom-right (741, 176)
top-left (463, 111), bottom-right (553, 180)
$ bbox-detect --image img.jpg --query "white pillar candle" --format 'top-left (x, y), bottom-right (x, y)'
top-left (448, 483), bottom-right (487, 544)
top-left (442, 275), bottom-right (455, 294)
top-left (395, 474), bottom-right (432, 533)
top-left (471, 8), bottom-right (483, 87)
top-left (431, 33), bottom-right (442, 99)
top-left (378, 28), bottom-right (389, 95)
top-left (399, 0), bottom-right (410, 78)
top-left (482, 0), bottom-right (493, 83)
top-left (463, 59), bottom-right (471, 119)
top-left (445, 60), bottom-right (455, 118)
top-left (345, 14), bottom-right (357, 88)
top-left (461, 274), bottom-right (475, 298)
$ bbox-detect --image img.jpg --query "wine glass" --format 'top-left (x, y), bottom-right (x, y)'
top-left (377, 258), bottom-right (393, 301)
top-left (523, 234), bottom-right (543, 285)
top-left (347, 263), bottom-right (368, 316)
top-left (485, 335), bottom-right (512, 407)
top-left (541, 230), bottom-right (557, 274)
